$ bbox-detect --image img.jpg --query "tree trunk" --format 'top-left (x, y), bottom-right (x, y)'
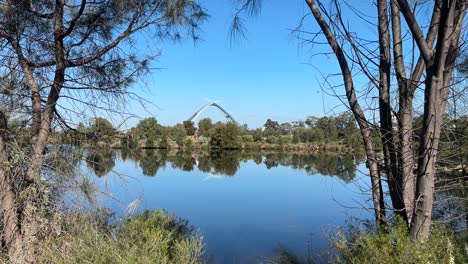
top-left (0, 136), bottom-right (24, 262)
top-left (391, 0), bottom-right (442, 224)
top-left (410, 72), bottom-right (442, 241)
top-left (408, 0), bottom-right (466, 241)
top-left (377, 0), bottom-right (407, 222)
top-left (306, 0), bottom-right (386, 224)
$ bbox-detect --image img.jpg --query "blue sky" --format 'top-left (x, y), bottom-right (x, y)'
top-left (125, 0), bottom-right (362, 129)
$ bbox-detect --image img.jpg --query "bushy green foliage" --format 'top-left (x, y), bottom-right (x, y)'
top-left (315, 116), bottom-right (338, 142)
top-left (198, 118), bottom-right (213, 137)
top-left (135, 117), bottom-right (161, 140)
top-left (37, 210), bottom-right (204, 264)
top-left (209, 122), bottom-right (242, 149)
top-left (159, 133), bottom-right (169, 149)
top-left (252, 128), bottom-right (264, 142)
top-left (261, 217), bottom-right (467, 264)
top-left (183, 121), bottom-right (196, 136)
top-left (185, 138), bottom-right (193, 148)
top-left (266, 135), bottom-right (279, 144)
top-left (331, 218), bottom-right (468, 264)
top-left (87, 117), bottom-right (117, 143)
top-left (169, 124), bottom-right (187, 147)
top-left (278, 135), bottom-right (293, 145)
top-left (242, 134), bottom-right (254, 143)
top-left (263, 119), bottom-right (282, 137)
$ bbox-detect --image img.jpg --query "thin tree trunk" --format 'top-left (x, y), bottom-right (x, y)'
top-left (391, 0), bottom-right (415, 224)
top-left (391, 0), bottom-right (442, 224)
top-left (21, 3), bottom-right (67, 261)
top-left (8, 39), bottom-right (42, 143)
top-left (306, 0), bottom-right (386, 224)
top-left (377, 0), bottom-right (406, 222)
top-left (0, 136), bottom-right (24, 261)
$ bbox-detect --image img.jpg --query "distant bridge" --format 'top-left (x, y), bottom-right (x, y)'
top-left (188, 101), bottom-right (241, 127)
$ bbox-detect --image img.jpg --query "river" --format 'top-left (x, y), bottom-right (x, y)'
top-left (72, 149), bottom-right (374, 263)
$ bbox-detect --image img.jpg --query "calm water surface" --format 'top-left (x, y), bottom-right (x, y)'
top-left (77, 149), bottom-right (373, 263)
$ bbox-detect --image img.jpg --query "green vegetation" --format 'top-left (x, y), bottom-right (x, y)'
top-left (331, 219), bottom-right (468, 264)
top-left (183, 121), bottom-right (197, 136)
top-left (33, 210), bottom-right (204, 264)
top-left (56, 112), bottom-right (365, 151)
top-left (86, 148), bottom-right (364, 181)
top-left (209, 121), bottom-right (242, 149)
top-left (62, 112), bottom-right (468, 169)
top-left (261, 219), bottom-right (468, 264)
top-left (198, 118), bottom-right (214, 137)
top-left (0, 0), bottom-right (464, 261)
top-left (134, 117), bottom-right (160, 148)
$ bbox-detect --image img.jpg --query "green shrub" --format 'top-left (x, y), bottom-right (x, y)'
top-left (331, 218), bottom-right (468, 264)
top-left (184, 138), bottom-right (193, 148)
top-left (38, 209), bottom-right (204, 264)
top-left (159, 134), bottom-right (169, 149)
top-left (209, 122), bottom-right (242, 149)
top-left (146, 137), bottom-right (155, 148)
top-left (278, 135), bottom-right (293, 145)
top-left (242, 134), bottom-right (254, 143)
top-left (266, 136), bottom-right (278, 144)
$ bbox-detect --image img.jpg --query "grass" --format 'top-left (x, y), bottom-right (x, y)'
top-left (35, 209), bottom-right (204, 264)
top-left (330, 218), bottom-right (468, 264)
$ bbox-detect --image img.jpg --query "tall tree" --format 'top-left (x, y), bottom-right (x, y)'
top-left (183, 120), bottom-right (196, 136)
top-left (135, 117), bottom-right (161, 146)
top-left (87, 117), bottom-right (117, 143)
top-left (198, 117), bottom-right (213, 137)
top-left (234, 0), bottom-right (467, 241)
top-left (209, 122), bottom-right (242, 149)
top-left (304, 0), bottom-right (467, 241)
top-left (0, 0), bottom-right (207, 261)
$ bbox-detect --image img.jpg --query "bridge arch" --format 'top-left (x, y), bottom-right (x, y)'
top-left (188, 101), bottom-right (241, 127)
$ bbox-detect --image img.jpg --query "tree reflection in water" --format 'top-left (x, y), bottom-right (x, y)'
top-left (262, 152), bottom-right (364, 183)
top-left (86, 149), bottom-right (116, 177)
top-left (88, 148), bottom-right (365, 183)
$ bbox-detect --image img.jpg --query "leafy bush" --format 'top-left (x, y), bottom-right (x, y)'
top-left (331, 218), bottom-right (468, 264)
top-left (209, 122), bottom-right (242, 149)
top-left (37, 210), bottom-right (204, 264)
top-left (278, 135), bottom-right (293, 145)
top-left (185, 138), bottom-right (193, 148)
top-left (242, 134), bottom-right (254, 143)
top-left (266, 136), bottom-right (278, 144)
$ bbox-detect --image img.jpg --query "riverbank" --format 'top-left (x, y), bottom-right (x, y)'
top-left (103, 138), bottom-right (361, 153)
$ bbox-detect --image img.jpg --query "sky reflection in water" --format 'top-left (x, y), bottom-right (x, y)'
top-left (80, 150), bottom-right (373, 263)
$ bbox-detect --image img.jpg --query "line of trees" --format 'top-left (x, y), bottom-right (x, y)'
top-left (60, 109), bottom-right (468, 160)
top-left (55, 111), bottom-right (365, 150)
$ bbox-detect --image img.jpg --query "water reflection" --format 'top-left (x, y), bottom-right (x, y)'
top-left (262, 152), bottom-right (361, 183)
top-left (81, 148), bottom-right (465, 263)
top-left (86, 148), bottom-right (365, 183)
top-left (86, 149), bottom-right (115, 177)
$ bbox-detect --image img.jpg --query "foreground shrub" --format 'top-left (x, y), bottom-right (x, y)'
top-left (331, 218), bottom-right (468, 264)
top-left (37, 209), bottom-right (204, 264)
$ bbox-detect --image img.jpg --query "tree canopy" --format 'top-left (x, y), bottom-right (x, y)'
top-left (0, 0), bottom-right (208, 260)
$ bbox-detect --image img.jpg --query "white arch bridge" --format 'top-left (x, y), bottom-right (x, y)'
top-left (188, 101), bottom-right (241, 127)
